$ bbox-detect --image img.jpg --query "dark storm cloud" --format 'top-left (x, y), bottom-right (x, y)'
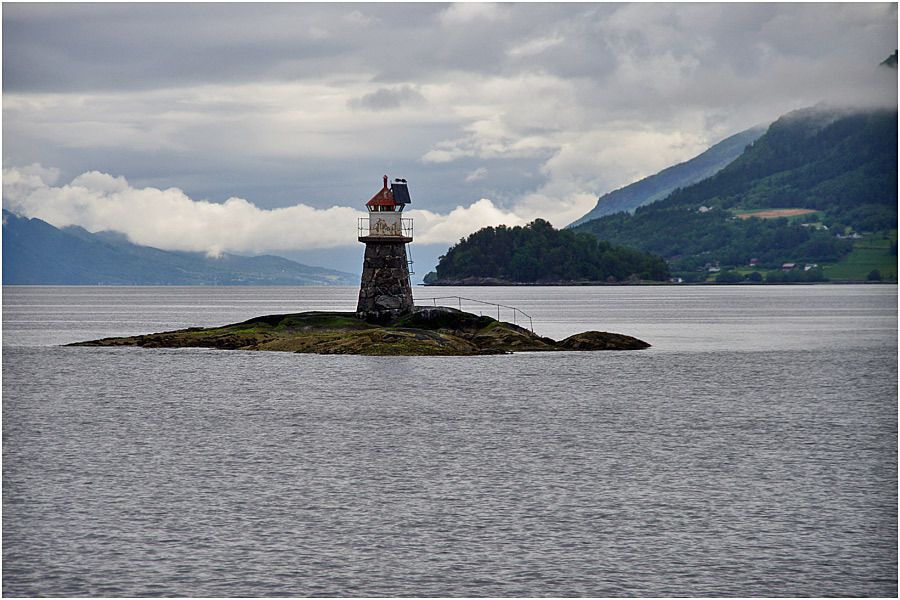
top-left (6, 3), bottom-right (896, 113)
top-left (3, 3), bottom-right (361, 92)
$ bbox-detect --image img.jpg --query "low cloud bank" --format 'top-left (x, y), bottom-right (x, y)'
top-left (3, 165), bottom-right (590, 255)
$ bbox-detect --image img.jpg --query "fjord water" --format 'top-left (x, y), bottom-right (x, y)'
top-left (3, 285), bottom-right (897, 597)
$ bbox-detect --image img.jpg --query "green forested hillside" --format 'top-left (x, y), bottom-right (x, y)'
top-left (428, 219), bottom-right (669, 283)
top-left (574, 108), bottom-right (897, 274)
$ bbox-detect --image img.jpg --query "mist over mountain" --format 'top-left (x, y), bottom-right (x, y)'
top-left (2, 210), bottom-right (356, 285)
top-left (568, 126), bottom-right (767, 227)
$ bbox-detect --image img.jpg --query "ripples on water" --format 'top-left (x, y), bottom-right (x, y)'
top-left (3, 285), bottom-right (897, 596)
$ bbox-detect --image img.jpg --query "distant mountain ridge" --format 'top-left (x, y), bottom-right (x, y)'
top-left (2, 210), bottom-right (357, 285)
top-left (568, 125), bottom-right (766, 227)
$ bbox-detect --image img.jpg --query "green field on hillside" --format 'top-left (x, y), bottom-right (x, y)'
top-left (823, 232), bottom-right (897, 281)
top-left (731, 208), bottom-right (824, 222)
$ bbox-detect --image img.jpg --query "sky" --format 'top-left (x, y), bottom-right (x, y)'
top-left (3, 2), bottom-right (897, 277)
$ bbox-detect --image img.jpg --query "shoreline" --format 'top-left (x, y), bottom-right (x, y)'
top-left (421, 279), bottom-right (897, 287)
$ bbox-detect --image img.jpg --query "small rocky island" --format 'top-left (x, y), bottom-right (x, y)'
top-left (70, 307), bottom-right (650, 356)
top-left (71, 176), bottom-right (650, 356)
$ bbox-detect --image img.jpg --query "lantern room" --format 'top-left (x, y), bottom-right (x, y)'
top-left (360, 175), bottom-right (413, 241)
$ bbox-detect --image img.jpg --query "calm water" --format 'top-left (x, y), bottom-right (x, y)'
top-left (3, 285), bottom-right (897, 597)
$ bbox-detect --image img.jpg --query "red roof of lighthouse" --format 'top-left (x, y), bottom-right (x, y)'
top-left (366, 175), bottom-right (397, 208)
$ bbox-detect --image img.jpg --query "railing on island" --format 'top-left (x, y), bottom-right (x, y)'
top-left (416, 295), bottom-right (534, 332)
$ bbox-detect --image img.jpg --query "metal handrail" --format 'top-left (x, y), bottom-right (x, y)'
top-left (417, 295), bottom-right (533, 332)
top-left (358, 217), bottom-right (413, 238)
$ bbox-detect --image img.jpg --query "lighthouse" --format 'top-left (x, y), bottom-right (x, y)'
top-left (356, 175), bottom-right (414, 320)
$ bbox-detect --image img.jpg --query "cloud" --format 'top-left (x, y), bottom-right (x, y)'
top-left (3, 165), bottom-right (588, 255)
top-left (465, 167), bottom-right (488, 182)
top-left (413, 199), bottom-right (527, 245)
top-left (343, 10), bottom-right (378, 27)
top-left (2, 3), bottom-right (896, 235)
top-left (507, 34), bottom-right (565, 58)
top-left (348, 85), bottom-right (427, 111)
top-left (439, 3), bottom-right (507, 26)
top-left (3, 166), bottom-right (364, 255)
top-left (2, 162), bottom-right (60, 189)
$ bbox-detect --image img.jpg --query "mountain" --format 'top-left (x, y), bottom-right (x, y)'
top-left (425, 218), bottom-right (669, 284)
top-left (572, 107), bottom-right (898, 274)
top-left (2, 210), bottom-right (358, 285)
top-left (568, 125), bottom-right (766, 227)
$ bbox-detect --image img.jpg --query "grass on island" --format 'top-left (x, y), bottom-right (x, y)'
top-left (70, 307), bottom-right (650, 355)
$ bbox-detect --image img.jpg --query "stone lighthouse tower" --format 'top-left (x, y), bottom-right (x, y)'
top-left (356, 175), bottom-right (414, 321)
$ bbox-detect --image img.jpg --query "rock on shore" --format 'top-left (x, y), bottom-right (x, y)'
top-left (69, 307), bottom-right (650, 356)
